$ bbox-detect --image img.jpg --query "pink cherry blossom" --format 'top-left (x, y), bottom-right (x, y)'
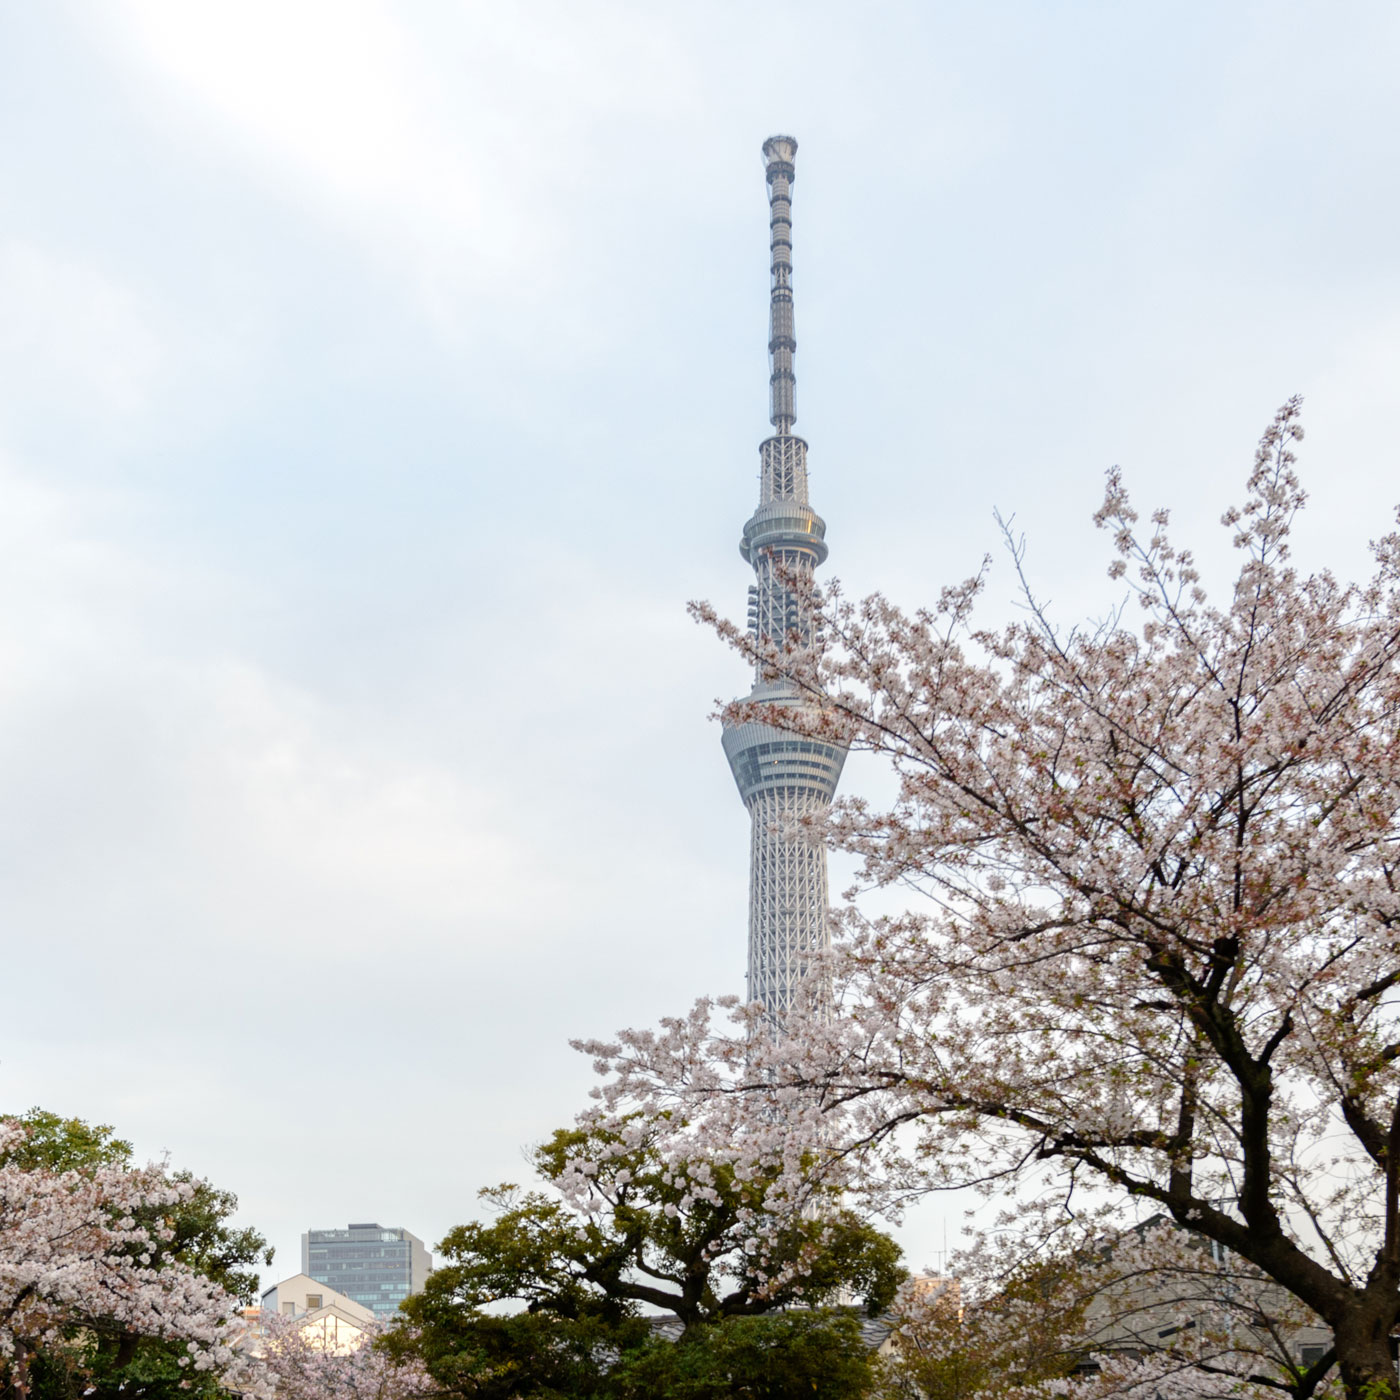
top-left (0, 1119), bottom-right (271, 1398)
top-left (253, 1314), bottom-right (435, 1400)
top-left (582, 401), bottom-right (1400, 1400)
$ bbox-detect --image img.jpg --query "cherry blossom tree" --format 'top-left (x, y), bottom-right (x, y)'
top-left (255, 1315), bottom-right (435, 1400)
top-left (0, 1119), bottom-right (269, 1400)
top-left (880, 1213), bottom-right (1338, 1400)
top-left (583, 401), bottom-right (1400, 1400)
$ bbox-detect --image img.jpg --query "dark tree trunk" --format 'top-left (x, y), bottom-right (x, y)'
top-left (1333, 1312), bottom-right (1398, 1400)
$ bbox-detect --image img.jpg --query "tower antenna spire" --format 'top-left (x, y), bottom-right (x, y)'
top-left (763, 135), bottom-right (798, 434)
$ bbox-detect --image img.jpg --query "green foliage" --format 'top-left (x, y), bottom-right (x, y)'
top-left (879, 1255), bottom-right (1099, 1400)
top-left (386, 1116), bottom-right (901, 1398)
top-left (382, 1304), bottom-right (650, 1399)
top-left (162, 1170), bottom-right (273, 1307)
top-left (421, 1118), bottom-right (903, 1328)
top-left (386, 1302), bottom-right (878, 1400)
top-left (612, 1313), bottom-right (878, 1400)
top-left (0, 1108), bottom-right (132, 1172)
top-left (27, 1333), bottom-right (234, 1400)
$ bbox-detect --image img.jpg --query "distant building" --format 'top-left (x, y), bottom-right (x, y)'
top-left (907, 1273), bottom-right (961, 1315)
top-left (257, 1273), bottom-right (376, 1353)
top-left (301, 1222), bottom-right (432, 1319)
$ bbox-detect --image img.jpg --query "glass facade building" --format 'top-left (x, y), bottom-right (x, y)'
top-left (301, 1222), bottom-right (431, 1319)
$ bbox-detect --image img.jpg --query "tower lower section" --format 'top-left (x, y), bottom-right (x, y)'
top-left (723, 695), bottom-right (847, 1024)
top-left (744, 787), bottom-right (834, 1024)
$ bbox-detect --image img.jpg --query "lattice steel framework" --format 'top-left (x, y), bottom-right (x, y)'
top-left (721, 136), bottom-right (846, 1030)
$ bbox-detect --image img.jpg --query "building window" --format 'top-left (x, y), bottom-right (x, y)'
top-left (306, 1294), bottom-right (322, 1309)
top-left (281, 1302), bottom-right (295, 1317)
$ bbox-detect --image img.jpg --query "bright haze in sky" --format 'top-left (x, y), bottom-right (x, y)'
top-left (3, 1), bottom-right (1399, 1285)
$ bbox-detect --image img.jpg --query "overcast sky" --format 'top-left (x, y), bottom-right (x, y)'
top-left (4, 0), bottom-right (1400, 1287)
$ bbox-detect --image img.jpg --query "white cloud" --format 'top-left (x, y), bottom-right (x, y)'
top-left (0, 450), bottom-right (552, 953)
top-left (98, 0), bottom-right (697, 324)
top-left (97, 0), bottom-right (523, 304)
top-left (0, 241), bottom-right (166, 423)
top-left (194, 658), bottom-right (543, 935)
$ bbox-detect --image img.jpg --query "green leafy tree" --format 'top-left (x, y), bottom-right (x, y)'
top-left (612, 1311), bottom-right (877, 1400)
top-left (388, 1307), bottom-right (646, 1400)
top-left (0, 1109), bottom-right (133, 1173)
top-left (878, 1247), bottom-right (1095, 1400)
top-left (384, 1116), bottom-right (901, 1398)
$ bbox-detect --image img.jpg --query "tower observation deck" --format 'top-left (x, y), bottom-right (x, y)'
top-left (721, 136), bottom-right (846, 1028)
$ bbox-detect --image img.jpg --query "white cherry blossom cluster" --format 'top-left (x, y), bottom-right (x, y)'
top-left (254, 1314), bottom-right (434, 1400)
top-left (0, 1120), bottom-right (271, 1397)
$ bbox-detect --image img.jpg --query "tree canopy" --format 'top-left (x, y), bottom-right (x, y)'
top-left (584, 402), bottom-right (1400, 1400)
top-left (384, 1116), bottom-right (903, 1398)
top-left (882, 1217), bottom-right (1341, 1400)
top-left (0, 1109), bottom-right (272, 1400)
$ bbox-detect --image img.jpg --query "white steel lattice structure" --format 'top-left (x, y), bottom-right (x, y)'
top-left (721, 136), bottom-right (846, 1029)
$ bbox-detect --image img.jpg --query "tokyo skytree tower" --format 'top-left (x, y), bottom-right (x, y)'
top-left (721, 136), bottom-right (846, 1026)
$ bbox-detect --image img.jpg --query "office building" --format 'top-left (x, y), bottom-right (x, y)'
top-left (301, 1222), bottom-right (431, 1319)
